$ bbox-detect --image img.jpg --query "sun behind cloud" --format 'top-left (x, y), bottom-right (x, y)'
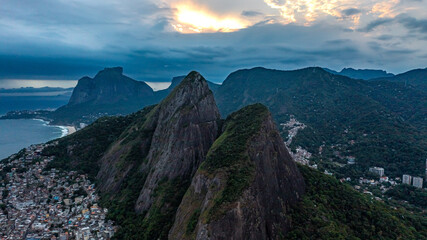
top-left (172, 4), bottom-right (249, 33)
top-left (168, 0), bottom-right (423, 34)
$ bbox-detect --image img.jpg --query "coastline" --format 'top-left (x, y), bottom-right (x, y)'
top-left (32, 118), bottom-right (76, 137)
top-left (0, 119), bottom-right (77, 160)
top-left (53, 124), bottom-right (76, 137)
top-left (65, 126), bottom-right (76, 135)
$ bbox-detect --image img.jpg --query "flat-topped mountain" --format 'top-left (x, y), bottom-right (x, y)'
top-left (49, 67), bottom-right (157, 124)
top-left (68, 67), bottom-right (154, 105)
top-left (324, 67), bottom-right (394, 80)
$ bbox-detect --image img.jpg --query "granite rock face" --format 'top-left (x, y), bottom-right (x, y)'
top-left (96, 71), bottom-right (221, 210)
top-left (94, 72), bottom-right (305, 239)
top-left (169, 104), bottom-right (305, 240)
top-left (50, 67), bottom-right (157, 125)
top-left (134, 71), bottom-right (221, 212)
top-left (68, 67), bottom-right (154, 105)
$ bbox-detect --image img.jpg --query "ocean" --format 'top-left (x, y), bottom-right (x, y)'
top-left (0, 95), bottom-right (70, 114)
top-left (0, 93), bottom-right (72, 159)
top-left (0, 119), bottom-right (67, 160)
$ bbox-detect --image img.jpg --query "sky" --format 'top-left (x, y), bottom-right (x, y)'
top-left (0, 0), bottom-right (426, 87)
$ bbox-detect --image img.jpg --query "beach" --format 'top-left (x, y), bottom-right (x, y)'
top-left (0, 119), bottom-right (65, 159)
top-left (65, 126), bottom-right (76, 135)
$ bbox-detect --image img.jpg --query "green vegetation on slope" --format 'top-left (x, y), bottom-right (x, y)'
top-left (103, 177), bottom-right (190, 240)
top-left (42, 105), bottom-right (156, 179)
top-left (385, 184), bottom-right (427, 209)
top-left (43, 104), bottom-right (185, 239)
top-left (287, 165), bottom-right (427, 240)
top-left (42, 114), bottom-right (138, 179)
top-left (372, 68), bottom-right (427, 92)
top-left (201, 103), bottom-right (269, 220)
top-left (215, 67), bottom-right (427, 177)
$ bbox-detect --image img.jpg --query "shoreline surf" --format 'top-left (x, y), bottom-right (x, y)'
top-left (0, 119), bottom-right (77, 160)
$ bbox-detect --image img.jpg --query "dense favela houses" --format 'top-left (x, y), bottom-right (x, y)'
top-left (0, 143), bottom-right (116, 239)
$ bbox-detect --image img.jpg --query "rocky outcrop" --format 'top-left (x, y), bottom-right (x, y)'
top-left (48, 68), bottom-right (221, 125)
top-left (169, 104), bottom-right (305, 240)
top-left (93, 71), bottom-right (222, 238)
top-left (45, 69), bottom-right (307, 239)
top-left (50, 67), bottom-right (158, 125)
top-left (68, 67), bottom-right (154, 105)
top-left (134, 71), bottom-right (221, 212)
top-left (96, 71), bottom-right (221, 219)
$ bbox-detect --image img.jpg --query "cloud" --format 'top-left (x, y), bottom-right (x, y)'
top-left (0, 0), bottom-right (426, 85)
top-left (241, 11), bottom-right (263, 17)
top-left (397, 15), bottom-right (427, 34)
top-left (377, 34), bottom-right (394, 40)
top-left (358, 18), bottom-right (394, 32)
top-left (342, 8), bottom-right (362, 16)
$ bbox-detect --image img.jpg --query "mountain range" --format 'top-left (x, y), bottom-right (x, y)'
top-left (7, 67), bottom-right (219, 125)
top-left (2, 66), bottom-right (426, 179)
top-left (324, 67), bottom-right (427, 91)
top-left (371, 68), bottom-right (427, 92)
top-left (215, 67), bottom-right (426, 177)
top-left (41, 72), bottom-right (426, 239)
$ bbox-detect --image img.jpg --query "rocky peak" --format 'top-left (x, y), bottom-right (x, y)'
top-left (52, 69), bottom-right (308, 239)
top-left (96, 66), bottom-right (124, 77)
top-left (134, 71), bottom-right (221, 212)
top-left (95, 71), bottom-right (222, 238)
top-left (169, 103), bottom-right (305, 240)
top-left (67, 67), bottom-right (154, 106)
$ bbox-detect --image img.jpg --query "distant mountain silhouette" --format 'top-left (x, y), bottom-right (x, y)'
top-left (43, 68), bottom-right (218, 124)
top-left (371, 67), bottom-right (427, 92)
top-left (324, 67), bottom-right (394, 80)
top-left (50, 67), bottom-right (157, 124)
top-left (0, 87), bottom-right (73, 93)
top-left (68, 67), bottom-right (154, 105)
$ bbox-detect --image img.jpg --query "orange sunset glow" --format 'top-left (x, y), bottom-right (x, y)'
top-left (172, 4), bottom-right (248, 33)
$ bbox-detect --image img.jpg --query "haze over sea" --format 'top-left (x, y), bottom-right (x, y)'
top-left (0, 94), bottom-right (71, 160)
top-left (0, 119), bottom-right (66, 160)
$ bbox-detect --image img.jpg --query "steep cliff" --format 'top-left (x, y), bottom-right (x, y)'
top-left (169, 104), bottom-right (305, 240)
top-left (68, 67), bottom-right (154, 105)
top-left (51, 67), bottom-right (157, 125)
top-left (96, 71), bottom-right (221, 239)
top-left (156, 75), bottom-right (221, 100)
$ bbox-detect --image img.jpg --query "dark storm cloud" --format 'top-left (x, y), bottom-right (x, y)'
top-left (342, 8), bottom-right (361, 16)
top-left (358, 18), bottom-right (394, 32)
top-left (0, 0), bottom-right (426, 85)
top-left (359, 14), bottom-right (427, 35)
top-left (397, 15), bottom-right (427, 34)
top-left (0, 20), bottom-right (422, 83)
top-left (377, 35), bottom-right (394, 41)
top-left (0, 54), bottom-right (114, 80)
top-left (324, 39), bottom-right (352, 46)
top-left (241, 11), bottom-right (263, 17)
